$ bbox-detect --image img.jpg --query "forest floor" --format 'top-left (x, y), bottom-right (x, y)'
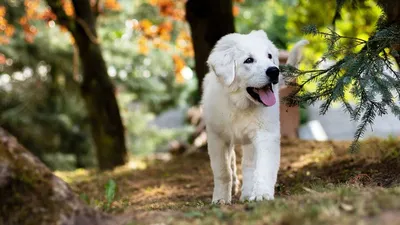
top-left (56, 137), bottom-right (400, 225)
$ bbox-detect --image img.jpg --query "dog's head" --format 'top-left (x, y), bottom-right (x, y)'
top-left (207, 30), bottom-right (280, 108)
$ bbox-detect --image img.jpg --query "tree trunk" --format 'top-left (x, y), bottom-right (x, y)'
top-left (74, 38), bottom-right (127, 170)
top-left (0, 127), bottom-right (118, 225)
top-left (378, 0), bottom-right (400, 67)
top-left (46, 0), bottom-right (127, 170)
top-left (185, 0), bottom-right (235, 103)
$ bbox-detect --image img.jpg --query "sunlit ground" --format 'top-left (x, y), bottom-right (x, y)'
top-left (54, 137), bottom-right (400, 224)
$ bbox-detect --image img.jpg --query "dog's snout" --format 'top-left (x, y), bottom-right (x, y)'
top-left (266, 67), bottom-right (280, 84)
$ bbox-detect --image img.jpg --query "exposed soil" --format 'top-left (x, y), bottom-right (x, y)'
top-left (59, 137), bottom-right (400, 224)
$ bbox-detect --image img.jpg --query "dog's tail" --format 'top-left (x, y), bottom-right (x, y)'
top-left (279, 40), bottom-right (308, 87)
top-left (286, 39), bottom-right (309, 67)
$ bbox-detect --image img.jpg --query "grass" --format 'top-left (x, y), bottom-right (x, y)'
top-left (176, 186), bottom-right (400, 225)
top-left (55, 137), bottom-right (400, 224)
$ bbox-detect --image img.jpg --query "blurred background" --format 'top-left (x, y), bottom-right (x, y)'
top-left (1, 0), bottom-right (395, 171)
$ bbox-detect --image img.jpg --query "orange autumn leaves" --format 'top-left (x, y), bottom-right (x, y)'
top-left (2, 0), bottom-right (48, 43)
top-left (149, 0), bottom-right (185, 21)
top-left (20, 0), bottom-right (41, 43)
top-left (134, 19), bottom-right (193, 57)
top-left (3, 0), bottom-right (245, 83)
top-left (139, 0), bottom-right (245, 83)
top-left (136, 21), bottom-right (193, 83)
top-left (233, 0), bottom-right (245, 16)
top-left (136, 0), bottom-right (193, 83)
top-left (135, 20), bottom-right (172, 54)
top-left (59, 0), bottom-right (121, 17)
top-left (103, 0), bottom-right (121, 11)
top-left (1, 0), bottom-right (121, 44)
top-left (0, 0), bottom-right (41, 44)
top-left (0, 6), bottom-right (15, 44)
top-left (173, 55), bottom-right (186, 83)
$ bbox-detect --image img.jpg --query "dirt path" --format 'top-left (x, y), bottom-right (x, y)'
top-left (57, 138), bottom-right (400, 224)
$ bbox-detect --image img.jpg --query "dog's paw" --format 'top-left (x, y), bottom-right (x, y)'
top-left (240, 193), bottom-right (274, 202)
top-left (212, 199), bottom-right (231, 205)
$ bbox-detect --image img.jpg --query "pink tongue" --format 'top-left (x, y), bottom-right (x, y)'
top-left (258, 88), bottom-right (276, 106)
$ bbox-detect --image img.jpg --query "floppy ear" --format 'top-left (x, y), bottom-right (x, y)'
top-left (207, 34), bottom-right (240, 86)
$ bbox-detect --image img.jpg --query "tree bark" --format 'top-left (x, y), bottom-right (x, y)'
top-left (72, 0), bottom-right (127, 170)
top-left (378, 0), bottom-right (400, 24)
top-left (0, 128), bottom-right (117, 225)
top-left (185, 0), bottom-right (235, 103)
top-left (45, 0), bottom-right (127, 170)
top-left (378, 0), bottom-right (400, 68)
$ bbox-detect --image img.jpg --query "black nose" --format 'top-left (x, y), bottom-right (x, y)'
top-left (266, 67), bottom-right (280, 84)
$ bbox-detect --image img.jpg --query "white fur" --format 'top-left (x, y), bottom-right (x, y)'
top-left (202, 30), bottom-right (307, 204)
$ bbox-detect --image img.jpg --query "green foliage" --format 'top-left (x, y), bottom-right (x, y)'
top-left (118, 92), bottom-right (193, 155)
top-left (284, 0), bottom-right (400, 151)
top-left (0, 1), bottom-right (96, 170)
top-left (42, 153), bottom-right (77, 171)
top-left (104, 179), bottom-right (117, 210)
top-left (299, 106), bottom-right (309, 125)
top-left (3, 0), bottom-right (391, 169)
top-left (236, 0), bottom-right (296, 49)
top-left (184, 211), bottom-right (205, 218)
top-left (99, 0), bottom-right (197, 113)
top-left (97, 0), bottom-right (197, 156)
top-left (0, 0), bottom-right (195, 169)
top-left (0, 69), bottom-right (95, 169)
top-left (286, 0), bottom-right (381, 67)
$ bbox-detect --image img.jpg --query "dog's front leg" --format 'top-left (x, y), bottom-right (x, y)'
top-left (241, 131), bottom-right (280, 201)
top-left (240, 143), bottom-right (255, 201)
top-left (207, 131), bottom-right (233, 204)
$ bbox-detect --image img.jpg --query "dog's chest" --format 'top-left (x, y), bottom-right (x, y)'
top-left (224, 110), bottom-right (262, 145)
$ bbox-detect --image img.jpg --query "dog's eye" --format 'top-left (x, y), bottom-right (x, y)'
top-left (244, 57), bottom-right (254, 64)
top-left (268, 54), bottom-right (272, 59)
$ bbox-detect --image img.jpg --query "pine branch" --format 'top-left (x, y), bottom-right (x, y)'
top-left (341, 96), bottom-right (354, 115)
top-left (319, 29), bottom-right (367, 44)
top-left (390, 104), bottom-right (400, 120)
top-left (290, 22), bottom-right (400, 146)
top-left (350, 102), bottom-right (376, 152)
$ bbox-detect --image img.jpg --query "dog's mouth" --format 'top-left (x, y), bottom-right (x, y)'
top-left (246, 84), bottom-right (276, 107)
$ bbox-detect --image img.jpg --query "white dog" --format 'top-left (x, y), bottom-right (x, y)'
top-left (202, 30), bottom-right (307, 204)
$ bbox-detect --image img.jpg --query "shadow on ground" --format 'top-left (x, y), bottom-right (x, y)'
top-left (58, 138), bottom-right (400, 224)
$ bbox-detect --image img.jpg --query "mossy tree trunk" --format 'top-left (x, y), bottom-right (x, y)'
top-left (185, 0), bottom-right (235, 103)
top-left (45, 0), bottom-right (127, 170)
top-left (0, 128), bottom-right (117, 225)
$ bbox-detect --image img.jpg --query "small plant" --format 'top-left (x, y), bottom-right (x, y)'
top-left (104, 179), bottom-right (117, 210)
top-left (79, 193), bottom-right (90, 205)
